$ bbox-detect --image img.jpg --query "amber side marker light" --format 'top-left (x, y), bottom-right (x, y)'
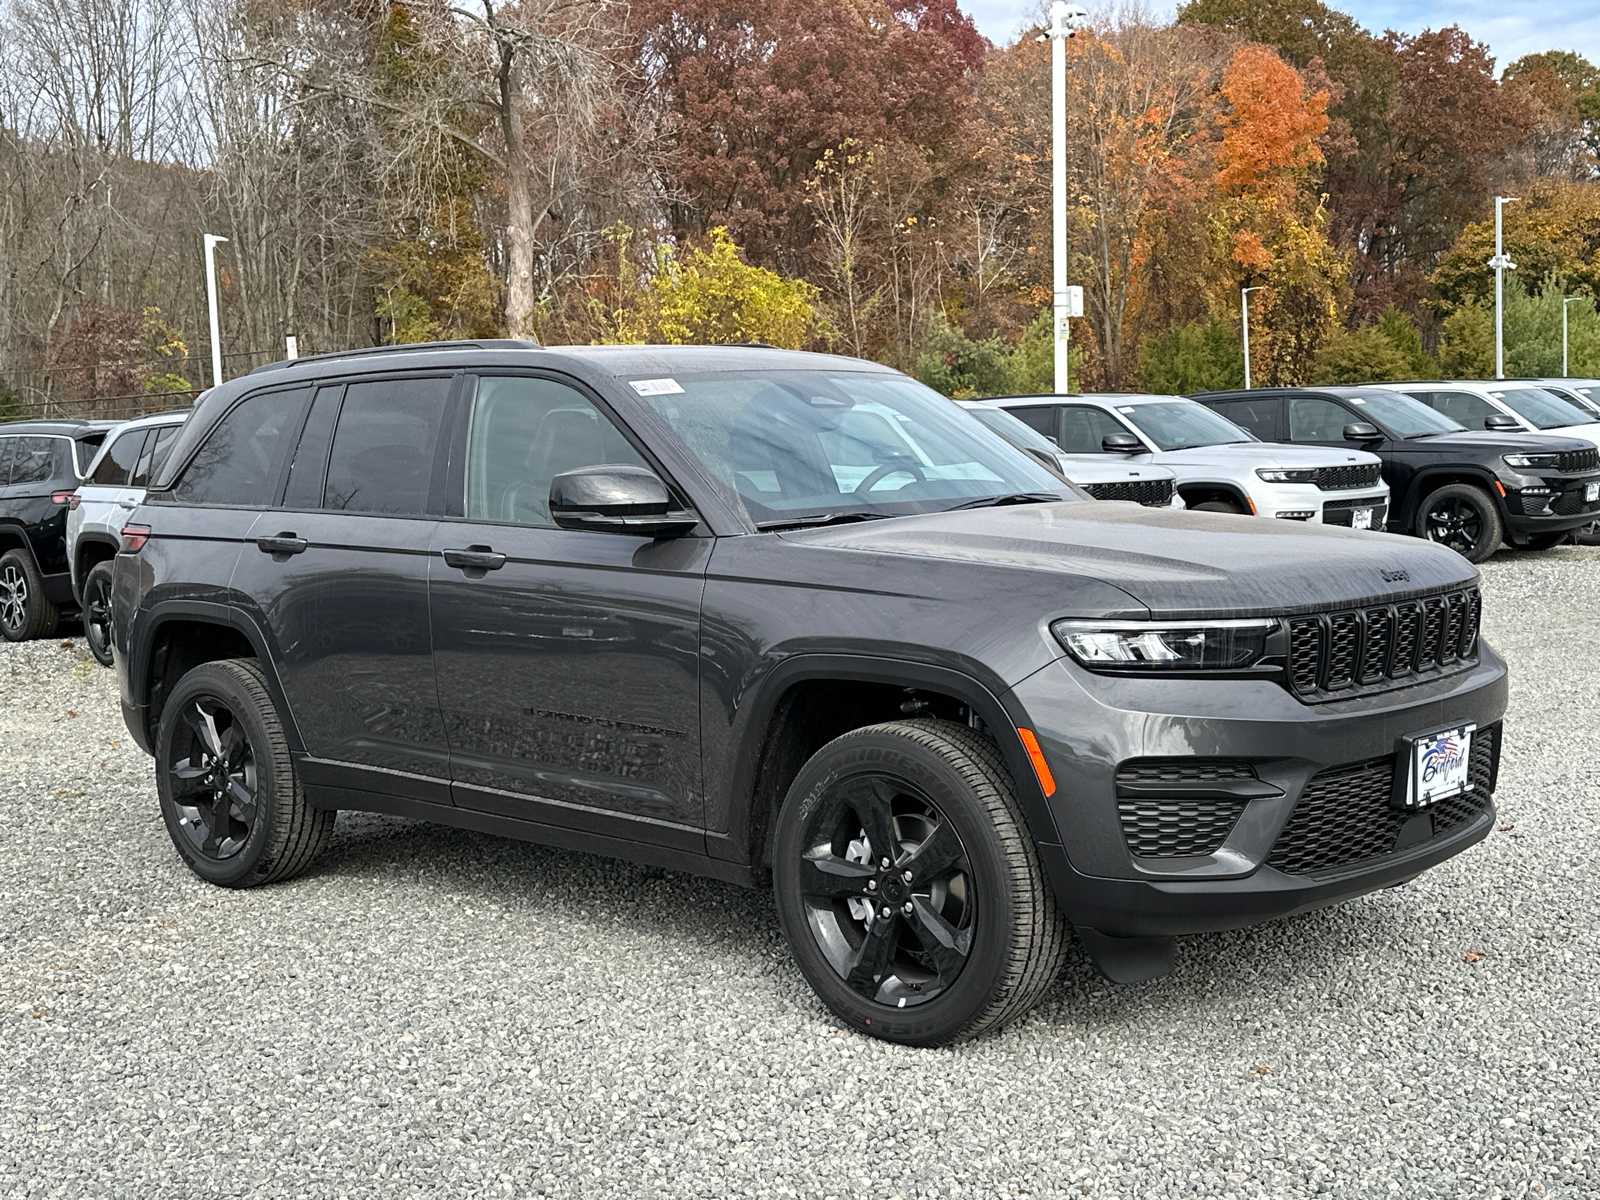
top-left (1016, 728), bottom-right (1057, 797)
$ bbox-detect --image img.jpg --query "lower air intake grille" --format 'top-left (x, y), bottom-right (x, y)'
top-left (1118, 799), bottom-right (1245, 857)
top-left (1082, 478), bottom-right (1176, 507)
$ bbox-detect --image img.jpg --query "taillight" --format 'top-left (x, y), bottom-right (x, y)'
top-left (120, 523), bottom-right (152, 553)
top-left (53, 490), bottom-right (76, 506)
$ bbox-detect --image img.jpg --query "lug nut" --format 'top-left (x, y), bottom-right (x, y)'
top-left (902, 870), bottom-right (913, 883)
top-left (880, 906), bottom-right (893, 919)
top-left (880, 857), bottom-right (891, 869)
top-left (902, 901), bottom-right (914, 915)
top-left (866, 880), bottom-right (877, 892)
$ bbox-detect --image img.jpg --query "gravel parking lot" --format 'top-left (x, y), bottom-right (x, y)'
top-left (2, 546), bottom-right (1598, 1200)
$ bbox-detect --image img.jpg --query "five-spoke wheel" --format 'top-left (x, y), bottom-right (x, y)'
top-left (1415, 483), bottom-right (1503, 563)
top-left (81, 561), bottom-right (116, 666)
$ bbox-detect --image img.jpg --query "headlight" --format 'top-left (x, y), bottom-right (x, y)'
top-left (1502, 453), bottom-right (1560, 470)
top-left (1255, 468), bottom-right (1317, 483)
top-left (1051, 619), bottom-right (1276, 670)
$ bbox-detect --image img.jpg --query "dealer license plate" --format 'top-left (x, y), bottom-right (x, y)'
top-left (1351, 508), bottom-right (1374, 530)
top-left (1586, 482), bottom-right (1599, 502)
top-left (1395, 725), bottom-right (1475, 811)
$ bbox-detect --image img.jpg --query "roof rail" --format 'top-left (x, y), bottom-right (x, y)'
top-left (247, 338), bottom-right (542, 375)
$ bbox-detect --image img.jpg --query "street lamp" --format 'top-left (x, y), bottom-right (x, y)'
top-left (1488, 197), bottom-right (1519, 380)
top-left (203, 233), bottom-right (230, 388)
top-left (1241, 286), bottom-right (1262, 389)
top-left (1563, 297), bottom-right (1585, 377)
top-left (1042, 1), bottom-right (1090, 394)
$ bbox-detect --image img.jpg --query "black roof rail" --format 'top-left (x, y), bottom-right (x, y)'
top-left (247, 338), bottom-right (542, 375)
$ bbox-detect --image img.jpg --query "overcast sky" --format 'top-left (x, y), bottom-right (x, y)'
top-left (968, 0), bottom-right (1600, 71)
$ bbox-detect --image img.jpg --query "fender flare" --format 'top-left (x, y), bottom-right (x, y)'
top-left (1174, 480), bottom-right (1253, 512)
top-left (1402, 467), bottom-right (1507, 529)
top-left (72, 532), bottom-right (122, 600)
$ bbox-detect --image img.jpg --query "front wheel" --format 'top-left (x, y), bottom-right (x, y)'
top-left (81, 561), bottom-right (116, 666)
top-left (772, 719), bottom-right (1066, 1046)
top-left (1190, 498), bottom-right (1243, 515)
top-left (1415, 483), bottom-right (1504, 563)
top-left (1575, 519), bottom-right (1600, 547)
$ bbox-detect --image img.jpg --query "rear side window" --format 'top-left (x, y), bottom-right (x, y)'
top-left (281, 387), bottom-right (341, 510)
top-left (1425, 390), bottom-right (1499, 431)
top-left (131, 425), bottom-right (179, 488)
top-left (1212, 398), bottom-right (1281, 440)
top-left (91, 430), bottom-right (149, 486)
top-left (1007, 406), bottom-right (1058, 440)
top-left (1057, 406), bottom-right (1129, 453)
top-left (170, 389), bottom-right (310, 506)
top-left (9, 437), bottom-right (67, 487)
top-left (0, 438), bottom-right (14, 485)
top-left (324, 377), bottom-right (450, 515)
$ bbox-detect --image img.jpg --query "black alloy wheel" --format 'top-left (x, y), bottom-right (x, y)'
top-left (0, 548), bottom-right (60, 642)
top-left (82, 561), bottom-right (115, 666)
top-left (774, 719), bottom-right (1067, 1046)
top-left (1415, 483), bottom-right (1503, 563)
top-left (1577, 518), bottom-right (1600, 547)
top-left (168, 695), bottom-right (261, 860)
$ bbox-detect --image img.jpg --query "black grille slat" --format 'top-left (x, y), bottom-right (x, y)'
top-left (1441, 593), bottom-right (1463, 665)
top-left (1392, 602), bottom-right (1421, 676)
top-left (1116, 759), bottom-right (1258, 784)
top-left (1313, 463), bottom-right (1382, 490)
top-left (1118, 799), bottom-right (1245, 857)
top-left (1268, 731), bottom-right (1495, 875)
top-left (1325, 612), bottom-right (1360, 690)
top-left (1558, 449), bottom-right (1598, 473)
top-left (1288, 619), bottom-right (1323, 694)
top-left (1281, 588), bottom-right (1479, 701)
top-left (1360, 607), bottom-right (1391, 684)
top-left (1083, 479), bottom-right (1176, 507)
top-left (1419, 597), bottom-right (1447, 670)
top-left (1458, 591), bottom-right (1481, 658)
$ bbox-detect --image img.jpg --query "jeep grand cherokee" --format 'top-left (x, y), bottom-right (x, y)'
top-left (112, 342), bottom-right (1507, 1045)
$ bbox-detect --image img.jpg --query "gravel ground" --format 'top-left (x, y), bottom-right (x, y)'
top-left (2, 546), bottom-right (1598, 1200)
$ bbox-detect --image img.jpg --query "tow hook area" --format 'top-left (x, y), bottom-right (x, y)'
top-left (1075, 927), bottom-right (1176, 983)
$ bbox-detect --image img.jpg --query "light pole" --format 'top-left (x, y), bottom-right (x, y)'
top-left (1488, 197), bottom-right (1518, 380)
top-left (1044, 1), bottom-right (1089, 394)
top-left (1241, 286), bottom-right (1262, 389)
top-left (203, 233), bottom-right (230, 388)
top-left (1563, 297), bottom-right (1584, 377)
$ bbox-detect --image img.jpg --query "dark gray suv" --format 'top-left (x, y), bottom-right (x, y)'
top-left (113, 343), bottom-right (1507, 1045)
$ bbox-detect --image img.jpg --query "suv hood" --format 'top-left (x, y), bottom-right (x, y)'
top-left (1153, 442), bottom-right (1379, 470)
top-left (1051, 457), bottom-right (1176, 485)
top-left (1401, 430), bottom-right (1597, 454)
top-left (782, 502), bottom-right (1474, 617)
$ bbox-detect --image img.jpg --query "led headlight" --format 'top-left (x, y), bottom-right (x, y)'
top-left (1502, 453), bottom-right (1560, 470)
top-left (1052, 618), bottom-right (1276, 670)
top-left (1256, 468), bottom-right (1317, 483)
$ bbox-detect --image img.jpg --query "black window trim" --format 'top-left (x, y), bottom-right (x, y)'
top-left (5, 433), bottom-right (77, 488)
top-left (160, 384), bottom-right (315, 509)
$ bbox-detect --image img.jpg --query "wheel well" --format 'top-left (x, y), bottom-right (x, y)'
top-left (746, 680), bottom-right (977, 874)
top-left (0, 527), bottom-right (32, 558)
top-left (1177, 484), bottom-right (1249, 511)
top-left (146, 620), bottom-right (258, 741)
top-left (1403, 473), bottom-right (1499, 523)
top-left (75, 537), bottom-right (119, 580)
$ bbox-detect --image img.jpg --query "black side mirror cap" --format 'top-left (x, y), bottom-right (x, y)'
top-left (1101, 432), bottom-right (1144, 454)
top-left (550, 465), bottom-right (699, 537)
top-left (1342, 421), bottom-right (1382, 442)
top-left (1484, 413), bottom-right (1522, 431)
top-left (1022, 445), bottom-right (1068, 479)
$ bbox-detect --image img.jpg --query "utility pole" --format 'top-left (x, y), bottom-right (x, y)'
top-left (1563, 298), bottom-right (1583, 377)
top-left (1241, 286), bottom-right (1262, 389)
top-left (1488, 197), bottom-right (1518, 380)
top-left (203, 234), bottom-right (230, 388)
top-left (1044, 2), bottom-right (1089, 394)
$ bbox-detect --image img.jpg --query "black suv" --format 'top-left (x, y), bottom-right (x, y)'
top-left (0, 419), bottom-right (113, 640)
top-left (1198, 387), bottom-right (1600, 562)
top-left (114, 344), bottom-right (1508, 1045)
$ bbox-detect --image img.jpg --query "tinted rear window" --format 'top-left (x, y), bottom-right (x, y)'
top-left (170, 389), bottom-right (310, 506)
top-left (323, 378), bottom-right (450, 515)
top-left (91, 430), bottom-right (148, 486)
top-left (8, 437), bottom-right (69, 487)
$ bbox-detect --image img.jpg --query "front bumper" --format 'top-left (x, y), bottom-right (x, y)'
top-left (1501, 471), bottom-right (1600, 539)
top-left (1251, 481), bottom-right (1390, 526)
top-left (1009, 646), bottom-right (1507, 938)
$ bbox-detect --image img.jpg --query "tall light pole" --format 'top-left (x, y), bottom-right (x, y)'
top-left (1563, 297), bottom-right (1584, 377)
top-left (1241, 286), bottom-right (1262, 389)
top-left (203, 233), bottom-right (230, 388)
top-left (1045, 2), bottom-right (1089, 394)
top-left (1488, 197), bottom-right (1518, 380)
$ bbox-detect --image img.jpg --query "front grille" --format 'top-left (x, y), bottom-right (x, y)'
top-left (1118, 799), bottom-right (1245, 857)
top-left (1267, 729), bottom-right (1496, 875)
top-left (1558, 448), bottom-right (1599, 473)
top-left (1285, 587), bottom-right (1480, 700)
top-left (1552, 487), bottom-right (1600, 516)
top-left (1116, 759), bottom-right (1259, 785)
top-left (1322, 500), bottom-right (1388, 528)
top-left (1083, 478), bottom-right (1176, 507)
top-left (1314, 463), bottom-right (1382, 490)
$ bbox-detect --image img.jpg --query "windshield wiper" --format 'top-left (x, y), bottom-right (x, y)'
top-left (946, 492), bottom-right (1061, 511)
top-left (755, 511), bottom-right (894, 532)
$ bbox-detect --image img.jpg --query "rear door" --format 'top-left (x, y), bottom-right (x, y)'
top-left (78, 427), bottom-right (151, 553)
top-left (428, 372), bottom-right (710, 845)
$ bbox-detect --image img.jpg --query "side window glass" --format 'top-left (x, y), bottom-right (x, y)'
top-left (98, 430), bottom-right (151, 487)
top-left (142, 425), bottom-right (180, 482)
top-left (281, 387), bottom-right (342, 510)
top-left (1008, 407), bottom-right (1058, 440)
top-left (1057, 406), bottom-right (1126, 453)
top-left (10, 437), bottom-right (60, 486)
top-left (466, 376), bottom-right (647, 527)
top-left (1220, 398), bottom-right (1280, 440)
top-left (1288, 397), bottom-right (1353, 442)
top-left (325, 377), bottom-right (450, 515)
top-left (0, 438), bottom-right (13, 485)
top-left (1430, 391), bottom-right (1499, 430)
top-left (170, 389), bottom-right (310, 506)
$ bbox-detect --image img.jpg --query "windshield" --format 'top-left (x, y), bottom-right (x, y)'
top-left (1540, 385), bottom-right (1600, 417)
top-left (628, 370), bottom-right (1073, 526)
top-left (1489, 387), bottom-right (1598, 428)
top-left (1115, 400), bottom-right (1253, 451)
top-left (1347, 391), bottom-right (1463, 437)
top-left (968, 406), bottom-right (1060, 453)
top-left (1571, 384), bottom-right (1600, 415)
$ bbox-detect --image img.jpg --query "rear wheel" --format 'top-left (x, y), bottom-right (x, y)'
top-left (155, 659), bottom-right (334, 887)
top-left (81, 561), bottom-right (116, 666)
top-left (1414, 483), bottom-right (1503, 563)
top-left (1190, 498), bottom-right (1244, 515)
top-left (773, 719), bottom-right (1066, 1046)
top-left (0, 548), bottom-right (60, 642)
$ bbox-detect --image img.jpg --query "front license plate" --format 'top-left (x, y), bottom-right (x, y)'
top-left (1394, 724), bottom-right (1475, 811)
top-left (1586, 482), bottom-right (1599, 502)
top-left (1351, 508), bottom-right (1373, 530)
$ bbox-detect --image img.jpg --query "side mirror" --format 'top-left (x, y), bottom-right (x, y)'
top-left (550, 465), bottom-right (699, 537)
top-left (1021, 445), bottom-right (1068, 479)
top-left (1101, 432), bottom-right (1143, 454)
top-left (1342, 421), bottom-right (1383, 443)
top-left (1484, 413), bottom-right (1521, 432)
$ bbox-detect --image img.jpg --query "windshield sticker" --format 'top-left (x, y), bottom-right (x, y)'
top-left (1349, 397), bottom-right (1365, 404)
top-left (1118, 407), bottom-right (1135, 414)
top-left (630, 378), bottom-right (685, 396)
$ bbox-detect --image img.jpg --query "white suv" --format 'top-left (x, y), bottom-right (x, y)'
top-left (68, 410), bottom-right (187, 664)
top-left (985, 393), bottom-right (1391, 528)
top-left (1372, 382), bottom-right (1600, 450)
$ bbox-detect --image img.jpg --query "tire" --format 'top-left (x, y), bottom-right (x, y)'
top-left (1575, 519), bottom-right (1600, 547)
top-left (772, 718), bottom-right (1067, 1046)
top-left (1191, 499), bottom-right (1243, 515)
top-left (1514, 532), bottom-right (1571, 552)
top-left (0, 548), bottom-right (60, 642)
top-left (81, 561), bottom-right (116, 666)
top-left (1414, 483), bottom-right (1504, 563)
top-left (155, 659), bottom-right (334, 888)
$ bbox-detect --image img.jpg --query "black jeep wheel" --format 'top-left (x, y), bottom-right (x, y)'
top-left (1575, 518), bottom-right (1600, 547)
top-left (1191, 498), bottom-right (1243, 515)
top-left (81, 561), bottom-right (116, 666)
top-left (1415, 483), bottom-right (1504, 563)
top-left (0, 548), bottom-right (60, 642)
top-left (773, 719), bottom-right (1066, 1046)
top-left (155, 659), bottom-right (334, 887)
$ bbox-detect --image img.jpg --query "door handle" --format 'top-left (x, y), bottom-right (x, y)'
top-left (256, 533), bottom-right (308, 556)
top-left (117, 498), bottom-right (138, 509)
top-left (443, 546), bottom-right (506, 572)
